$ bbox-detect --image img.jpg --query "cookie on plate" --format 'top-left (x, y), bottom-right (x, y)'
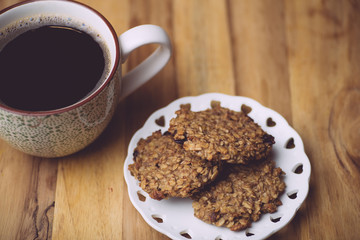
top-left (168, 102), bottom-right (275, 164)
top-left (192, 159), bottom-right (285, 231)
top-left (128, 130), bottom-right (221, 200)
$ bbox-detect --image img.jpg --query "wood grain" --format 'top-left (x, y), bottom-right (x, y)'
top-left (283, 0), bottom-right (360, 239)
top-left (0, 0), bottom-right (359, 239)
top-left (0, 146), bottom-right (57, 240)
top-left (173, 0), bottom-right (235, 96)
top-left (229, 0), bottom-right (292, 121)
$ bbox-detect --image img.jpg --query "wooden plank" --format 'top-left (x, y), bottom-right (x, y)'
top-left (0, 0), bottom-right (22, 9)
top-left (228, 0), bottom-right (292, 121)
top-left (173, 0), bottom-right (235, 96)
top-left (52, 143), bottom-right (126, 239)
top-left (121, 0), bottom-right (176, 239)
top-left (283, 0), bottom-right (360, 239)
top-left (0, 145), bottom-right (57, 240)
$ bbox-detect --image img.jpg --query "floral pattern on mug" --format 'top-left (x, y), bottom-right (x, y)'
top-left (0, 74), bottom-right (120, 158)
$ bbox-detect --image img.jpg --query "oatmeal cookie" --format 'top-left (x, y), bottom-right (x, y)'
top-left (168, 102), bottom-right (275, 164)
top-left (192, 159), bottom-right (285, 231)
top-left (128, 130), bottom-right (221, 200)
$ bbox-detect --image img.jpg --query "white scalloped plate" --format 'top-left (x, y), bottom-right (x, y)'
top-left (123, 93), bottom-right (311, 240)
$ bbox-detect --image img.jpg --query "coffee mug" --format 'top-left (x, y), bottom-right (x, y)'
top-left (0, 0), bottom-right (171, 157)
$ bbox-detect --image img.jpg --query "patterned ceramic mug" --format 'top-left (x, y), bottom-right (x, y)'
top-left (0, 0), bottom-right (171, 157)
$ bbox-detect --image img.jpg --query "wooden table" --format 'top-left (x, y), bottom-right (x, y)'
top-left (1, 0), bottom-right (359, 239)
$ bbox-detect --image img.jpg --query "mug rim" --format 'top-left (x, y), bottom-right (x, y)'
top-left (0, 0), bottom-right (120, 116)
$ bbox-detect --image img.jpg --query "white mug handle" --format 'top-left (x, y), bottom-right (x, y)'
top-left (119, 24), bottom-right (171, 100)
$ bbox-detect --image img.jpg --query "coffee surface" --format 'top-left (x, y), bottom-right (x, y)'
top-left (0, 25), bottom-right (106, 111)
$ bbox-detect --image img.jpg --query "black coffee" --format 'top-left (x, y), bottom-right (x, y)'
top-left (0, 25), bottom-right (106, 111)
